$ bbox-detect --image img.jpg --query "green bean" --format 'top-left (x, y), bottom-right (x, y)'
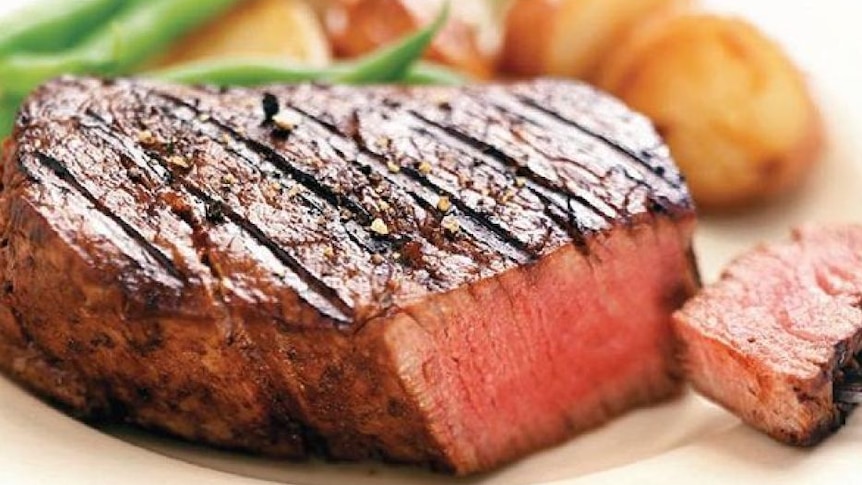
top-left (149, 58), bottom-right (329, 86)
top-left (0, 55), bottom-right (93, 97)
top-left (148, 5), bottom-right (458, 87)
top-left (0, 95), bottom-right (21, 144)
top-left (85, 0), bottom-right (242, 74)
top-left (0, 0), bottom-right (126, 56)
top-left (402, 62), bottom-right (467, 85)
top-left (0, 0), bottom-right (241, 98)
top-left (329, 3), bottom-right (450, 84)
top-left (149, 59), bottom-right (466, 87)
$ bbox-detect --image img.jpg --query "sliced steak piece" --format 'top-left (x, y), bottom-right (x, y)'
top-left (674, 225), bottom-right (862, 445)
top-left (0, 77), bottom-right (697, 474)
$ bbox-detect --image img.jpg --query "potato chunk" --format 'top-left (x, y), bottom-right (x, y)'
top-left (597, 14), bottom-right (823, 210)
top-left (500, 0), bottom-right (688, 80)
top-left (152, 0), bottom-right (331, 68)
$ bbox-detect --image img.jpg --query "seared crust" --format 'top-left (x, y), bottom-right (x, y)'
top-left (0, 137), bottom-right (307, 454)
top-left (6, 77), bottom-right (691, 326)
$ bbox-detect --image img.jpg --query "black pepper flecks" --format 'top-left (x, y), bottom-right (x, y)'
top-left (205, 201), bottom-right (226, 224)
top-left (262, 93), bottom-right (280, 122)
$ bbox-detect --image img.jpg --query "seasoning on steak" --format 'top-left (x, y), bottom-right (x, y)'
top-left (674, 225), bottom-right (862, 446)
top-left (0, 77), bottom-right (697, 475)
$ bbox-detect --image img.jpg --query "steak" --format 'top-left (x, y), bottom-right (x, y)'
top-left (0, 77), bottom-right (697, 474)
top-left (674, 225), bottom-right (862, 446)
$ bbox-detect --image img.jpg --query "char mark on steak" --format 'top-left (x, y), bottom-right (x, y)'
top-left (0, 77), bottom-right (696, 474)
top-left (835, 352), bottom-right (862, 409)
top-left (27, 152), bottom-right (184, 281)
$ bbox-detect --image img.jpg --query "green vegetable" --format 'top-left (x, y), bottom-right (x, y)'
top-left (149, 60), bottom-right (466, 87)
top-left (0, 96), bottom-right (20, 139)
top-left (0, 0), bottom-right (241, 97)
top-left (148, 5), bottom-right (459, 87)
top-left (0, 0), bottom-right (126, 56)
top-left (149, 58), bottom-right (332, 85)
top-left (328, 2), bottom-right (449, 84)
top-left (402, 62), bottom-right (467, 85)
top-left (0, 1), bottom-right (458, 141)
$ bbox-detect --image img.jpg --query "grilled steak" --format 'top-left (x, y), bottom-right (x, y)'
top-left (674, 225), bottom-right (862, 446)
top-left (0, 77), bottom-right (697, 474)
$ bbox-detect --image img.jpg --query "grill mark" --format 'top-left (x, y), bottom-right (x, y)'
top-left (176, 184), bottom-right (353, 322)
top-left (13, 154), bottom-right (174, 288)
top-left (149, 84), bottom-right (528, 267)
top-left (401, 163), bottom-right (537, 258)
top-left (148, 89), bottom-right (525, 272)
top-left (488, 96), bottom-right (687, 215)
top-left (179, 86), bottom-right (512, 267)
top-left (284, 105), bottom-right (533, 265)
top-left (348, 111), bottom-right (573, 255)
top-left (185, 87), bottom-right (505, 267)
top-left (291, 192), bottom-right (383, 258)
top-left (400, 113), bottom-right (604, 255)
top-left (235, 140), bottom-right (399, 257)
top-left (303, 104), bottom-right (540, 260)
top-left (396, 113), bottom-right (603, 241)
top-left (482, 91), bottom-right (678, 194)
top-left (411, 96), bottom-right (634, 220)
top-left (78, 111), bottom-right (353, 323)
top-left (149, 88), bottom-right (429, 266)
top-left (79, 112), bottom-right (172, 181)
top-left (276, 88), bottom-right (648, 239)
top-left (407, 110), bottom-right (615, 226)
top-left (515, 95), bottom-right (680, 186)
top-left (29, 153), bottom-right (184, 280)
top-left (180, 188), bottom-right (353, 325)
top-left (469, 98), bottom-right (609, 185)
top-left (121, 90), bottom-right (385, 255)
top-left (544, 202), bottom-right (591, 253)
top-left (124, 89), bottom-right (424, 300)
top-left (152, 91), bottom-right (374, 227)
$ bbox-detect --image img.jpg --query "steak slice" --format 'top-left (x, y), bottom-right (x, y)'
top-left (674, 225), bottom-right (862, 445)
top-left (0, 77), bottom-right (697, 474)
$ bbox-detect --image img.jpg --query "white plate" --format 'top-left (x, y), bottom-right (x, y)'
top-left (0, 1), bottom-right (860, 484)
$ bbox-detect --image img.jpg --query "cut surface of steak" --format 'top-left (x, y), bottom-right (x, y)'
top-left (0, 77), bottom-right (696, 474)
top-left (674, 225), bottom-right (862, 446)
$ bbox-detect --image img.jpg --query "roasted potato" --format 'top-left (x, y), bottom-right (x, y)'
top-left (325, 0), bottom-right (496, 79)
top-left (597, 14), bottom-right (823, 210)
top-left (500, 0), bottom-right (689, 80)
top-left (152, 0), bottom-right (331, 68)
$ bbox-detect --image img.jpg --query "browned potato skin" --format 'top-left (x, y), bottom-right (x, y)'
top-left (325, 0), bottom-right (494, 79)
top-left (152, 0), bottom-right (331, 68)
top-left (500, 0), bottom-right (689, 81)
top-left (597, 14), bottom-right (823, 211)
